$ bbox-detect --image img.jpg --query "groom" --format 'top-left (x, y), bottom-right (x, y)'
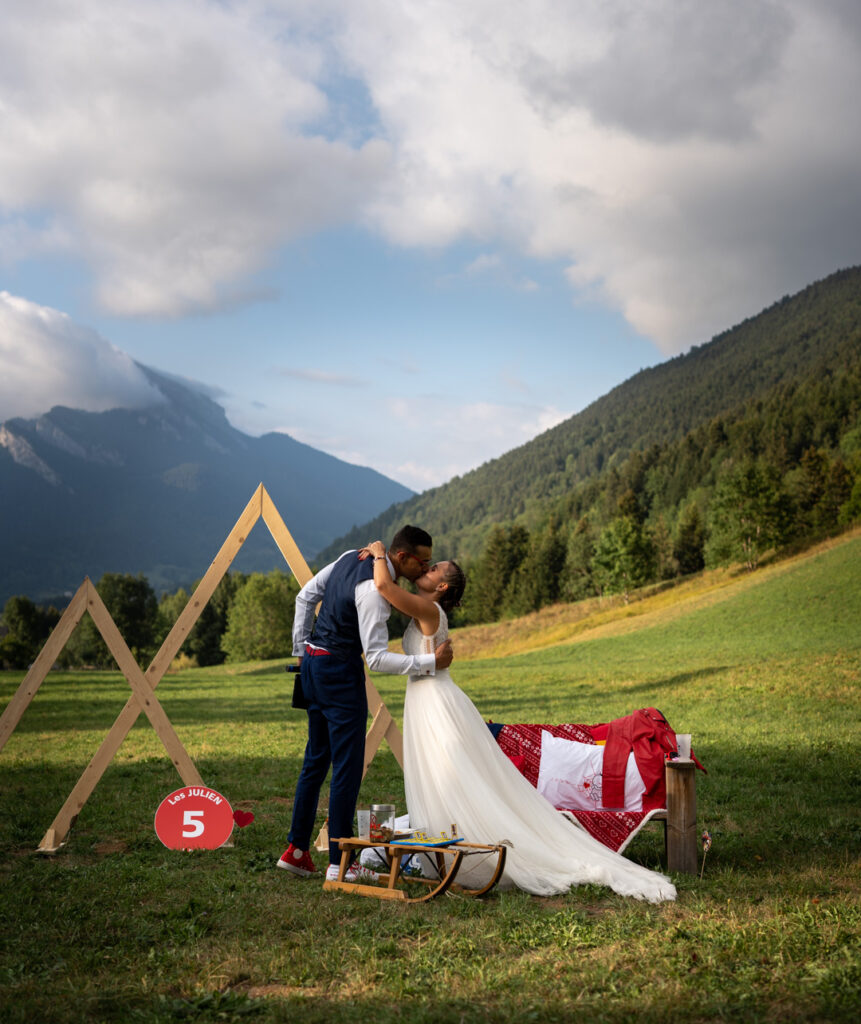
top-left (278, 524), bottom-right (453, 883)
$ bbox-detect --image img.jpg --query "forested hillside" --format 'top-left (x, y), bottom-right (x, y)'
top-left (3, 268), bottom-right (860, 669)
top-left (321, 266), bottom-right (861, 560)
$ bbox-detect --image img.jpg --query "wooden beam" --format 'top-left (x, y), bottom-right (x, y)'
top-left (147, 486), bottom-right (264, 682)
top-left (85, 583), bottom-right (203, 785)
top-left (361, 674), bottom-right (404, 772)
top-left (2, 484), bottom-right (408, 856)
top-left (0, 580), bottom-right (89, 753)
top-left (261, 487), bottom-right (314, 586)
top-left (36, 489), bottom-right (266, 852)
top-left (37, 581), bottom-right (205, 853)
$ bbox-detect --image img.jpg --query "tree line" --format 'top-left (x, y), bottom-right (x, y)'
top-left (459, 364), bottom-right (861, 622)
top-left (2, 356), bottom-right (860, 669)
top-left (0, 570), bottom-right (301, 671)
top-left (317, 267), bottom-right (861, 569)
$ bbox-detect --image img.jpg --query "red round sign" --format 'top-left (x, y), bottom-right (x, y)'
top-left (154, 786), bottom-right (234, 850)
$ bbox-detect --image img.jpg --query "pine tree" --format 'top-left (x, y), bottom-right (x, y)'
top-left (561, 517), bottom-right (597, 601)
top-left (674, 502), bottom-right (706, 575)
top-left (706, 461), bottom-right (792, 570)
top-left (0, 596), bottom-right (59, 669)
top-left (592, 516), bottom-right (656, 602)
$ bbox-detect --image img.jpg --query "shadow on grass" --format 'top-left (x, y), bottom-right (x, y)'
top-left (1, 664), bottom-right (729, 735)
top-left (230, 663), bottom-right (298, 677)
top-left (0, 746), bottom-right (411, 861)
top-left (0, 692), bottom-right (299, 732)
top-left (2, 735), bottom-right (857, 877)
top-left (460, 665), bottom-right (729, 723)
top-left (608, 665), bottom-right (730, 698)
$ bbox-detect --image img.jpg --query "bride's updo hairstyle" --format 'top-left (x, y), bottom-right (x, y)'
top-left (439, 561), bottom-right (466, 614)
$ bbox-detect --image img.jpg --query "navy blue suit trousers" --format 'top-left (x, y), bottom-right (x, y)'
top-left (288, 652), bottom-right (368, 864)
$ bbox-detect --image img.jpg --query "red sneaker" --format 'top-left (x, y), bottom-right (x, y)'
top-left (277, 843), bottom-right (317, 877)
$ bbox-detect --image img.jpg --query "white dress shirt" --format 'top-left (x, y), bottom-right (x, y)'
top-left (292, 552), bottom-right (436, 676)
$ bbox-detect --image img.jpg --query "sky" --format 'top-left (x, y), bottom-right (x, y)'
top-left (1, 0), bottom-right (860, 492)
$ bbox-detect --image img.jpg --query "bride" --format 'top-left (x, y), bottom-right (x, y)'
top-left (361, 539), bottom-right (676, 903)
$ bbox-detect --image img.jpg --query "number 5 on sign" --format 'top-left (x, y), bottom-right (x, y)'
top-left (155, 787), bottom-right (234, 850)
top-left (183, 810), bottom-right (205, 838)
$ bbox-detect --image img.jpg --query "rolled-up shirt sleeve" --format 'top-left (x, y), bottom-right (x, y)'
top-left (356, 580), bottom-right (436, 676)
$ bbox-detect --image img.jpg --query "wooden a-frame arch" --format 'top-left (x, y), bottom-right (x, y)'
top-left (0, 484), bottom-right (403, 852)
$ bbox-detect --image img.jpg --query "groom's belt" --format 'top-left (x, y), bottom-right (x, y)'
top-left (305, 644), bottom-right (331, 656)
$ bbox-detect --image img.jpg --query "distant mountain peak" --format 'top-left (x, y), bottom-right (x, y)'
top-left (1, 366), bottom-right (413, 604)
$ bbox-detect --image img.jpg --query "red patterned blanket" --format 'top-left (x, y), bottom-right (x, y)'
top-left (492, 711), bottom-right (694, 853)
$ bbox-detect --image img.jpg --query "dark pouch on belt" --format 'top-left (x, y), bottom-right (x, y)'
top-left (286, 665), bottom-right (310, 709)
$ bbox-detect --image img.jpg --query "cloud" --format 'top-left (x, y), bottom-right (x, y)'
top-left (465, 254), bottom-right (503, 276)
top-left (1, 1), bottom-right (859, 351)
top-left (0, 0), bottom-right (388, 317)
top-left (271, 391), bottom-right (568, 492)
top-left (0, 292), bottom-right (163, 420)
top-left (437, 251), bottom-right (541, 293)
top-left (275, 367), bottom-right (366, 387)
top-left (148, 368), bottom-right (229, 402)
top-left (334, 0), bottom-right (861, 350)
top-left (380, 393), bottom-right (568, 488)
top-left (522, 0), bottom-right (793, 144)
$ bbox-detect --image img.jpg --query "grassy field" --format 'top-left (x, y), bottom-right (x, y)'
top-left (1, 533), bottom-right (859, 1022)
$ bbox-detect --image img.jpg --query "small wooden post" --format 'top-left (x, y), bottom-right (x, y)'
top-left (665, 760), bottom-right (697, 874)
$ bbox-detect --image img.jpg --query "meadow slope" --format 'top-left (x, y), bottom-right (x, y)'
top-left (0, 532), bottom-right (859, 1022)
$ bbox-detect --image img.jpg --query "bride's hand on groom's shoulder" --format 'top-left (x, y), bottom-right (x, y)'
top-left (358, 540), bottom-right (386, 561)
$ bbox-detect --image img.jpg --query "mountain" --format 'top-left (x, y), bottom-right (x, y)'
top-left (0, 366), bottom-right (413, 604)
top-left (319, 265), bottom-right (861, 563)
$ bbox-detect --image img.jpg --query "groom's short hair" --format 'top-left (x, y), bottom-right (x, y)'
top-left (391, 525), bottom-right (432, 553)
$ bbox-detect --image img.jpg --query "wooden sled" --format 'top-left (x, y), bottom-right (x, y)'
top-left (325, 837), bottom-right (507, 903)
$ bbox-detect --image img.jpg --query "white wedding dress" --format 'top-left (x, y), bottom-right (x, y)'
top-left (402, 607), bottom-right (677, 902)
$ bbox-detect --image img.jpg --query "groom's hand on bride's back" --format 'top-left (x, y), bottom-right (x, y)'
top-left (435, 640), bottom-right (453, 670)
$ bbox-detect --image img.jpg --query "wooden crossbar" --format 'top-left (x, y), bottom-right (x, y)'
top-left (0, 484), bottom-right (406, 853)
top-left (0, 582), bottom-right (89, 752)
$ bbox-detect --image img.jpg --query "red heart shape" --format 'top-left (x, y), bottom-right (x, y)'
top-left (233, 809), bottom-right (255, 828)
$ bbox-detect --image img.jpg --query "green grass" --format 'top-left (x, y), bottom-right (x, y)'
top-left (1, 536), bottom-right (860, 1022)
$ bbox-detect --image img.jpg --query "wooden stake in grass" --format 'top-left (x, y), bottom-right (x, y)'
top-left (700, 830), bottom-right (712, 879)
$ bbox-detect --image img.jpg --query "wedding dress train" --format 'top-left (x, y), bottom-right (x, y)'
top-left (402, 607), bottom-right (676, 902)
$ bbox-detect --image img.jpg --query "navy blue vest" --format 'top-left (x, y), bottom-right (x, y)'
top-left (310, 551), bottom-right (376, 660)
